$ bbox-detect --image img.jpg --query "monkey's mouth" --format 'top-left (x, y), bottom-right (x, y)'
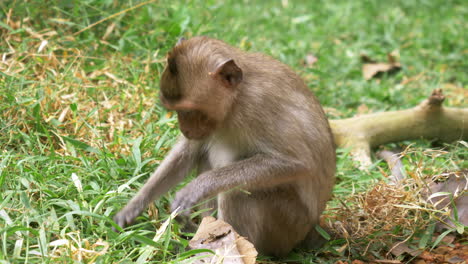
top-left (180, 122), bottom-right (215, 140)
top-left (178, 111), bottom-right (217, 140)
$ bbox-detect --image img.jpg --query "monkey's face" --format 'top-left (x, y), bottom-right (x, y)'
top-left (159, 38), bottom-right (243, 140)
top-left (159, 67), bottom-right (221, 140)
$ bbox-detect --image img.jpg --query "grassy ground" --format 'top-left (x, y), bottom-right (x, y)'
top-left (0, 0), bottom-right (466, 263)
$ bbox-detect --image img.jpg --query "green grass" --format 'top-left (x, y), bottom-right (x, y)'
top-left (0, 0), bottom-right (466, 263)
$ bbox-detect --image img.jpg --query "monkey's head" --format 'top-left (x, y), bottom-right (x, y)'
top-left (159, 37), bottom-right (243, 140)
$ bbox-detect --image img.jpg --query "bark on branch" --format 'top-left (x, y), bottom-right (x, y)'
top-left (329, 89), bottom-right (468, 167)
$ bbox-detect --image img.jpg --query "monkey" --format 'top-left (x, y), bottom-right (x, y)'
top-left (113, 36), bottom-right (336, 257)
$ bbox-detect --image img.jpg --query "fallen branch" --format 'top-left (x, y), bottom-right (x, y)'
top-left (330, 89), bottom-right (468, 168)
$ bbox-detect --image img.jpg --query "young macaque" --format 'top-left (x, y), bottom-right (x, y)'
top-left (114, 36), bottom-right (336, 257)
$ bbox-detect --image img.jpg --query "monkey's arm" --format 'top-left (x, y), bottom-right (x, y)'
top-left (171, 154), bottom-right (305, 214)
top-left (114, 137), bottom-right (199, 229)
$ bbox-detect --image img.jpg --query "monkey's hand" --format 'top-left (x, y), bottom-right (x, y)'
top-left (113, 206), bottom-right (143, 231)
top-left (170, 186), bottom-right (200, 216)
top-left (170, 185), bottom-right (201, 232)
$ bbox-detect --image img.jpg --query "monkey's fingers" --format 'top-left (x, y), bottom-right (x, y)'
top-left (113, 209), bottom-right (138, 232)
top-left (176, 214), bottom-right (198, 233)
top-left (171, 189), bottom-right (198, 216)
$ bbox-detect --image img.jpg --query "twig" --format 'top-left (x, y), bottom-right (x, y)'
top-left (73, 0), bottom-right (157, 36)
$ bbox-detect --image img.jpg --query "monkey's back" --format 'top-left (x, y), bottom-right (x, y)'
top-left (241, 49), bottom-right (334, 205)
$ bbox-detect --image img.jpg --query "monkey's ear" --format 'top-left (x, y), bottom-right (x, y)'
top-left (213, 59), bottom-right (243, 88)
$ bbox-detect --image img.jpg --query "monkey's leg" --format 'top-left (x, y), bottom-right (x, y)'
top-left (220, 186), bottom-right (313, 257)
top-left (299, 226), bottom-right (327, 250)
top-left (114, 138), bottom-right (199, 229)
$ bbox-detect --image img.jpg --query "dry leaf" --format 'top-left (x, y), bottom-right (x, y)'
top-left (389, 242), bottom-right (422, 257)
top-left (413, 244), bottom-right (468, 264)
top-left (440, 234), bottom-right (456, 245)
top-left (447, 255), bottom-right (465, 263)
top-left (305, 54), bottom-right (318, 67)
top-left (419, 251), bottom-right (435, 262)
top-left (361, 53), bottom-right (402, 80)
top-left (424, 170), bottom-right (468, 229)
top-left (187, 216), bottom-right (257, 264)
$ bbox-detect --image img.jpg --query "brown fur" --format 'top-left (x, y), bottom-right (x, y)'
top-left (114, 37), bottom-right (336, 257)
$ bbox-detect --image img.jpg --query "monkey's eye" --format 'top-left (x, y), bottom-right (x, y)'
top-left (178, 110), bottom-right (191, 115)
top-left (176, 110), bottom-right (196, 119)
top-left (161, 90), bottom-right (182, 102)
top-left (177, 110), bottom-right (205, 120)
top-left (168, 56), bottom-right (177, 75)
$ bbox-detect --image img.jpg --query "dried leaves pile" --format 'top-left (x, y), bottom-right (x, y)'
top-left (324, 148), bottom-right (467, 260)
top-left (326, 181), bottom-right (421, 241)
